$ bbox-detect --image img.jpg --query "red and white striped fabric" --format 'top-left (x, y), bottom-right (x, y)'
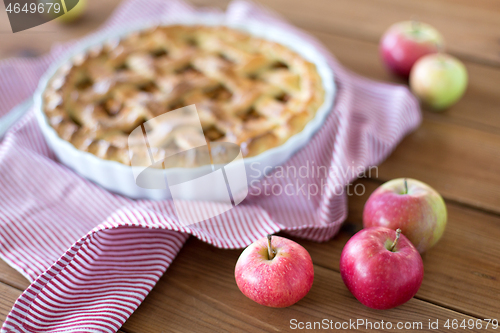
top-left (0, 0), bottom-right (421, 332)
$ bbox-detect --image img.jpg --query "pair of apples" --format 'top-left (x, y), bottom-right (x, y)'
top-left (235, 178), bottom-right (447, 309)
top-left (380, 21), bottom-right (468, 110)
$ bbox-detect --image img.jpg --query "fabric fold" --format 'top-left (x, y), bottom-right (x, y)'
top-left (0, 0), bottom-right (420, 331)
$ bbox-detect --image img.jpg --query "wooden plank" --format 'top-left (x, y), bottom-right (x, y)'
top-left (2, 0), bottom-right (499, 135)
top-left (2, 177), bottom-right (498, 327)
top-left (0, 0), bottom-right (122, 59)
top-left (292, 179), bottom-right (500, 320)
top-left (303, 31), bottom-right (500, 213)
top-left (0, 282), bottom-right (22, 326)
top-left (7, 0), bottom-right (499, 214)
top-left (0, 260), bottom-right (30, 291)
top-left (2, 179), bottom-right (498, 324)
top-left (378, 119), bottom-right (500, 214)
top-left (192, 0), bottom-right (500, 67)
top-left (0, 261), bottom-right (136, 333)
top-left (0, 0), bottom-right (496, 331)
top-left (4, 0), bottom-right (500, 68)
top-left (1, 176), bottom-right (498, 325)
top-left (2, 4), bottom-right (500, 213)
top-left (122, 237), bottom-right (487, 333)
top-left (1, 213), bottom-right (497, 333)
top-left (311, 31), bottom-right (500, 133)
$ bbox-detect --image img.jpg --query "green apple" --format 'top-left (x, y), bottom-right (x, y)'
top-left (39, 0), bottom-right (87, 23)
top-left (410, 53), bottom-right (468, 110)
top-left (57, 0), bottom-right (87, 23)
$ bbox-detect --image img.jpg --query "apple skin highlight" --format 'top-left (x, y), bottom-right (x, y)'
top-left (340, 227), bottom-right (424, 310)
top-left (235, 236), bottom-right (314, 308)
top-left (363, 178), bottom-right (447, 253)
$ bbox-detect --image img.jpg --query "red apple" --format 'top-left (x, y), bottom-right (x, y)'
top-left (340, 227), bottom-right (424, 310)
top-left (235, 235), bottom-right (314, 308)
top-left (363, 178), bottom-right (447, 253)
top-left (380, 21), bottom-right (444, 77)
top-left (410, 53), bottom-right (468, 110)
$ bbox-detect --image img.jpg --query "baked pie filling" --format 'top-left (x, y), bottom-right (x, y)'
top-left (42, 25), bottom-right (325, 167)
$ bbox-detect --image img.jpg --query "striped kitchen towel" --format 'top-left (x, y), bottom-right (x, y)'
top-left (0, 0), bottom-right (421, 332)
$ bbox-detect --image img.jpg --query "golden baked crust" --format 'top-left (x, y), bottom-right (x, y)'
top-left (42, 25), bottom-right (325, 167)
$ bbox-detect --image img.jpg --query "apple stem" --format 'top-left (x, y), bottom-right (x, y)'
top-left (404, 178), bottom-right (408, 194)
top-left (267, 234), bottom-right (276, 260)
top-left (389, 229), bottom-right (402, 252)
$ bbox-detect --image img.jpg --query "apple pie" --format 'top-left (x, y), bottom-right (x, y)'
top-left (42, 25), bottom-right (325, 167)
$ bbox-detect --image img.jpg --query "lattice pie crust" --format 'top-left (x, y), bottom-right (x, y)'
top-left (42, 25), bottom-right (325, 167)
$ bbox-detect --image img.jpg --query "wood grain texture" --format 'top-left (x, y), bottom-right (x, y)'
top-left (191, 0), bottom-right (500, 67)
top-left (0, 262), bottom-right (130, 332)
top-left (311, 31), bottom-right (500, 133)
top-left (1, 179), bottom-right (498, 331)
top-left (3, 0), bottom-right (500, 214)
top-left (121, 237), bottom-right (487, 333)
top-left (311, 31), bottom-right (500, 214)
top-left (0, 260), bottom-right (30, 291)
top-left (378, 118), bottom-right (500, 214)
top-left (1, 179), bottom-right (496, 326)
top-left (0, 256), bottom-right (486, 333)
top-left (293, 180), bottom-right (500, 320)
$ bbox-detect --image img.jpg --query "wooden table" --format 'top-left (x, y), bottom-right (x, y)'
top-left (1, 0), bottom-right (499, 332)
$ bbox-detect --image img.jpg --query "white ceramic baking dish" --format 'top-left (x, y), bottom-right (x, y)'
top-left (33, 14), bottom-right (336, 200)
